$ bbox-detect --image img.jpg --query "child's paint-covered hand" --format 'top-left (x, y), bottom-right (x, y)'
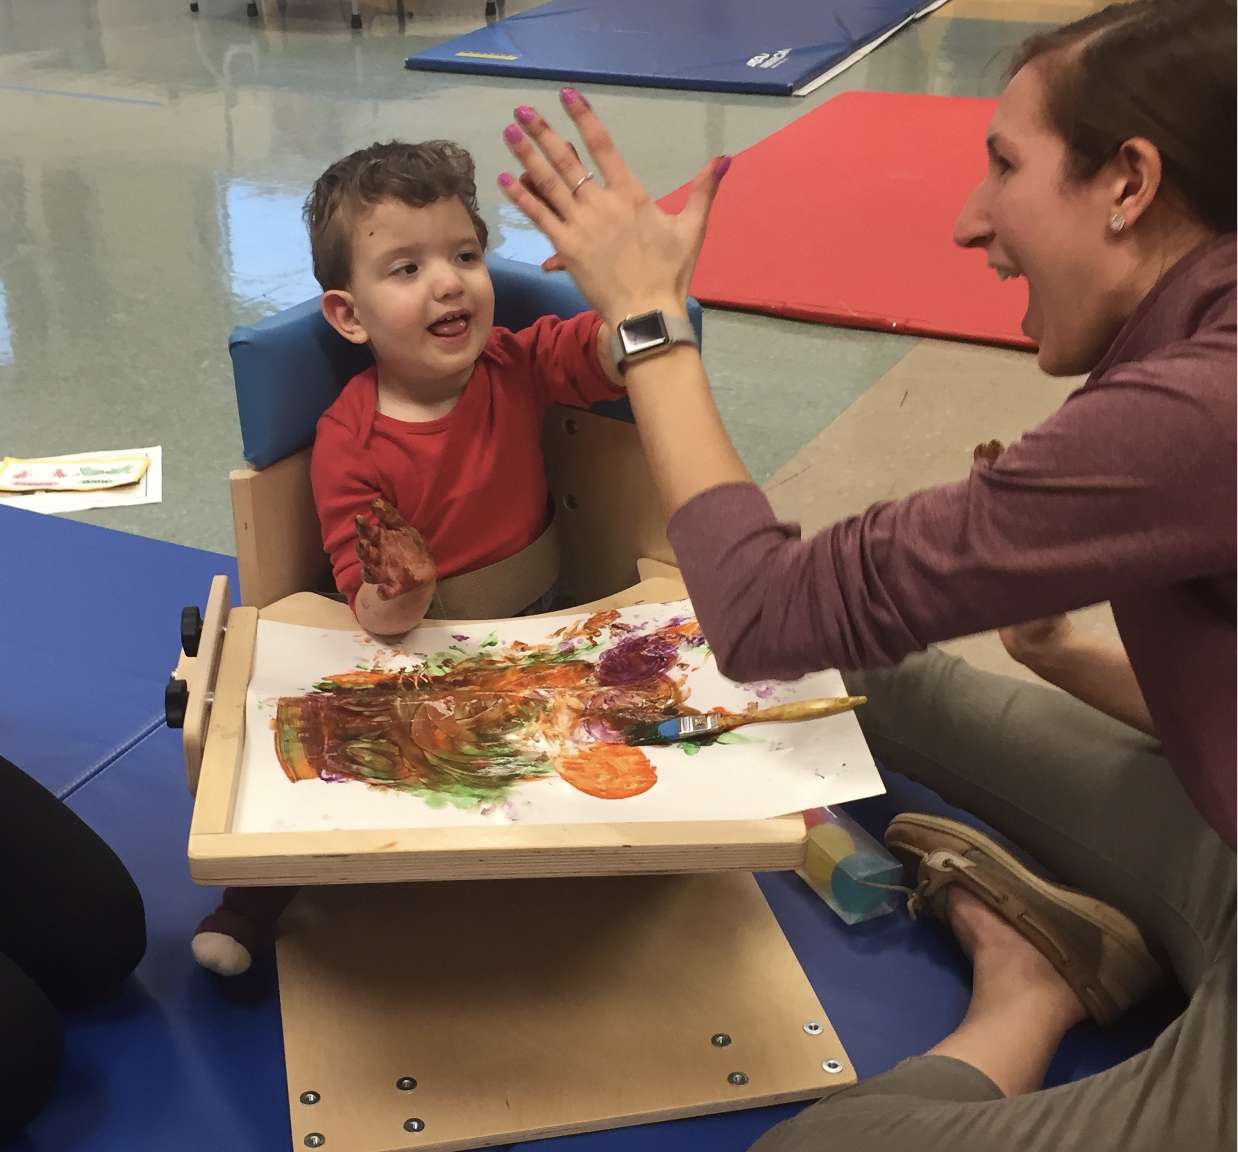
top-left (355, 498), bottom-right (437, 601)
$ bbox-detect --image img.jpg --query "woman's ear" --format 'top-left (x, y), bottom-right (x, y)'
top-left (1108, 137), bottom-right (1163, 229)
top-left (321, 289), bottom-right (369, 345)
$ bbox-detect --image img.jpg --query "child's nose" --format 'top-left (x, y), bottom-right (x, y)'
top-left (431, 264), bottom-right (466, 297)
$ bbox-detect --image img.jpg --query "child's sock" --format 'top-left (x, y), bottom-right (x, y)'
top-left (192, 886), bottom-right (298, 976)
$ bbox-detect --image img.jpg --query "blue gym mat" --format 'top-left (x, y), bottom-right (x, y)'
top-left (405, 0), bottom-right (950, 97)
top-left (0, 507), bottom-right (237, 799)
top-left (3, 513), bottom-right (1182, 1150)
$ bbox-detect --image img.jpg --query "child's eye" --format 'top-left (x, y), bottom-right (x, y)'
top-left (394, 262), bottom-right (418, 277)
top-left (458, 250), bottom-right (479, 264)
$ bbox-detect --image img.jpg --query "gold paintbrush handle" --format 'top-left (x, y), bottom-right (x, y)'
top-left (736, 696), bottom-right (867, 726)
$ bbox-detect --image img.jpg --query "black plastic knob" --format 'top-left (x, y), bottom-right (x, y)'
top-left (181, 606), bottom-right (203, 657)
top-left (165, 677), bottom-right (190, 729)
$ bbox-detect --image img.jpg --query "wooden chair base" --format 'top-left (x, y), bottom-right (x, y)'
top-left (277, 872), bottom-right (854, 1152)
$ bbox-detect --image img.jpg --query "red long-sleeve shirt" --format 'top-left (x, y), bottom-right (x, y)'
top-left (311, 311), bottom-right (624, 609)
top-left (668, 235), bottom-right (1237, 848)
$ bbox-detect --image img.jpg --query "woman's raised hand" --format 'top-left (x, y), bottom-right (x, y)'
top-left (498, 89), bottom-right (730, 326)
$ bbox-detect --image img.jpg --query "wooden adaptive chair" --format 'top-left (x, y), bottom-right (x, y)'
top-left (168, 258), bottom-right (847, 1151)
top-left (226, 253), bottom-right (694, 616)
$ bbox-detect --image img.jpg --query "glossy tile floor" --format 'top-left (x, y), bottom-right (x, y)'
top-left (0, 0), bottom-right (1096, 556)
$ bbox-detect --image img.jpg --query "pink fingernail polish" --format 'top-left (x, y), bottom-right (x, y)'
top-left (498, 172), bottom-right (516, 188)
top-left (514, 104), bottom-right (536, 125)
top-left (503, 123), bottom-right (524, 144)
top-left (560, 86), bottom-right (578, 105)
top-left (715, 154), bottom-right (732, 179)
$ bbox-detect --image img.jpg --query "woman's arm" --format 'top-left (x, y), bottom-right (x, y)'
top-left (496, 95), bottom-right (1231, 684)
top-left (499, 95), bottom-right (746, 520)
top-left (1000, 615), bottom-right (1157, 735)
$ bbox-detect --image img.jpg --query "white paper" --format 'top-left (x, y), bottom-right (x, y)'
top-left (0, 446), bottom-right (162, 514)
top-left (233, 602), bottom-right (881, 833)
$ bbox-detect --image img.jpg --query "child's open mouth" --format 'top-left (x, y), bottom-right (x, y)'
top-left (427, 310), bottom-right (471, 341)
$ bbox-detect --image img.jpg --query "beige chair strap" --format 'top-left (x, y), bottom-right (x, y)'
top-left (425, 519), bottom-right (560, 621)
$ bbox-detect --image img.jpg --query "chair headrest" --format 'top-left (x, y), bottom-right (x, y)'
top-left (229, 254), bottom-right (703, 469)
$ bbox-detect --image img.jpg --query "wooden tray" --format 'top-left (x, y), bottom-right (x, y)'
top-left (182, 575), bottom-right (808, 887)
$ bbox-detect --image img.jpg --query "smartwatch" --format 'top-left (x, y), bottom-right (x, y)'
top-left (609, 310), bottom-right (699, 374)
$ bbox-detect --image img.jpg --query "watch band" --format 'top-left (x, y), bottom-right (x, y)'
top-left (609, 311), bottom-right (699, 374)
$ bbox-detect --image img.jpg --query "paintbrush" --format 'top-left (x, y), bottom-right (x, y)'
top-left (623, 696), bottom-right (868, 746)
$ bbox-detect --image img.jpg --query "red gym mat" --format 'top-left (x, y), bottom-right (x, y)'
top-left (657, 91), bottom-right (1034, 348)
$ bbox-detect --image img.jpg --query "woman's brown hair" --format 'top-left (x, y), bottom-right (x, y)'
top-left (1014, 0), bottom-right (1236, 233)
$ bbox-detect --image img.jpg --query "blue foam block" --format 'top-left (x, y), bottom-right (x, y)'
top-left (0, 507), bottom-right (234, 798)
top-left (406, 0), bottom-right (945, 96)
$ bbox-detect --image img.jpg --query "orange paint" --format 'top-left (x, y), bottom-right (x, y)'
top-left (554, 744), bottom-right (659, 799)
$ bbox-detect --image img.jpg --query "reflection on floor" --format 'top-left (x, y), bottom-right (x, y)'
top-left (0, 0), bottom-right (1113, 676)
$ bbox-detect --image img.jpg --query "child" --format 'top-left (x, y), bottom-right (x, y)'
top-left (192, 138), bottom-right (626, 976)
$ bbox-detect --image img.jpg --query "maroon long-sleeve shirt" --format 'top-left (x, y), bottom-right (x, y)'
top-left (668, 234), bottom-right (1236, 849)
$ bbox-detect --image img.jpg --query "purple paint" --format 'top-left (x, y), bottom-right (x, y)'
top-left (595, 630), bottom-right (680, 686)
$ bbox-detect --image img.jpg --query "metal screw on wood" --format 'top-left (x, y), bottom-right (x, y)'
top-left (304, 1136), bottom-right (325, 1149)
top-left (299, 1091), bottom-right (321, 1105)
top-left (727, 1071), bottom-right (749, 1086)
top-left (822, 1060), bottom-right (844, 1074)
top-left (802, 1021), bottom-right (823, 1035)
top-left (403, 1118), bottom-right (426, 1133)
top-left (711, 1033), bottom-right (732, 1048)
top-left (396, 1077), bottom-right (418, 1091)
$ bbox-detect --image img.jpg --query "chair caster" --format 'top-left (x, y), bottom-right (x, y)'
top-left (189, 1), bottom-right (199, 11)
top-left (351, 12), bottom-right (363, 28)
top-left (246, 1), bottom-right (258, 16)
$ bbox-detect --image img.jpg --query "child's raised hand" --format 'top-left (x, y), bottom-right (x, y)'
top-left (354, 499), bottom-right (437, 601)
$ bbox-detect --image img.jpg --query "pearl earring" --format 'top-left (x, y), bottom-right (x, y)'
top-left (1109, 213), bottom-right (1126, 234)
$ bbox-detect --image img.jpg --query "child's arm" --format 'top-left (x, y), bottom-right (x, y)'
top-left (353, 498), bottom-right (438, 635)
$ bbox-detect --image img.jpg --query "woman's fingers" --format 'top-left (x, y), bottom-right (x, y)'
top-left (558, 87), bottom-right (630, 190)
top-left (503, 121), bottom-right (575, 219)
top-left (516, 107), bottom-right (591, 192)
top-left (499, 170), bottom-right (569, 248)
top-left (676, 155), bottom-right (730, 259)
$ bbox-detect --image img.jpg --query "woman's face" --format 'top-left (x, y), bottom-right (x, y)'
top-left (954, 63), bottom-right (1130, 376)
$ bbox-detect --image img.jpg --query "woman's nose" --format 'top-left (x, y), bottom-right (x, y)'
top-left (953, 181), bottom-right (993, 250)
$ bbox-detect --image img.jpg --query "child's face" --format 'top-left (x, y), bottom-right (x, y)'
top-left (336, 196), bottom-right (494, 388)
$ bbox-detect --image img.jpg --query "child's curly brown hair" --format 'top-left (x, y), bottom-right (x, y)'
top-left (304, 139), bottom-right (490, 291)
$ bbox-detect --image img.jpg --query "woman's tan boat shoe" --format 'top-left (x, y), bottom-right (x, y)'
top-left (883, 813), bottom-right (1170, 1027)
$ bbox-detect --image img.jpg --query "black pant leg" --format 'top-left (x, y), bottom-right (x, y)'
top-left (0, 950), bottom-right (62, 1146)
top-left (0, 755), bottom-right (146, 1011)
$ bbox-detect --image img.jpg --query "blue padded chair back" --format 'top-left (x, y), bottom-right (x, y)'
top-left (229, 253), bottom-right (704, 470)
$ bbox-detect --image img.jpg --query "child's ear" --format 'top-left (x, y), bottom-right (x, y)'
top-left (321, 289), bottom-right (369, 345)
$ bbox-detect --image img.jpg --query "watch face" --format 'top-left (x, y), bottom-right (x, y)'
top-left (619, 311), bottom-right (670, 356)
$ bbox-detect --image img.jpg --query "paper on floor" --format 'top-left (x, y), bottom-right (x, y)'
top-left (0, 446), bottom-right (162, 514)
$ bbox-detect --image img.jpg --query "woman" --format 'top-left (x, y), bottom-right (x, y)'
top-left (0, 755), bottom-right (146, 1143)
top-left (494, 0), bottom-right (1235, 1147)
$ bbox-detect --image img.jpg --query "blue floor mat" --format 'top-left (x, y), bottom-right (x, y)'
top-left (1, 511), bottom-right (1179, 1149)
top-left (0, 507), bottom-right (235, 797)
top-left (19, 734), bottom-right (1182, 1151)
top-left (406, 0), bottom-right (947, 97)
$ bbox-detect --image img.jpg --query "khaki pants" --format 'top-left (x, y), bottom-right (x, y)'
top-left (752, 647), bottom-right (1236, 1152)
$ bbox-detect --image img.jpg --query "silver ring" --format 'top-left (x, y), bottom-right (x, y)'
top-left (571, 171), bottom-right (595, 196)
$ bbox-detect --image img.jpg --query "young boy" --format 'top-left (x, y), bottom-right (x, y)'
top-left (191, 138), bottom-right (626, 976)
